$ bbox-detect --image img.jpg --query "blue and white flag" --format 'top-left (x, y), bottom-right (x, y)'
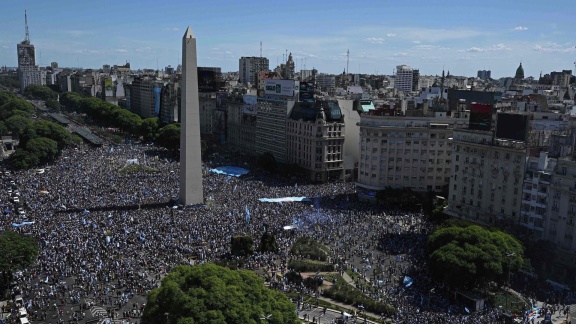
top-left (245, 206), bottom-right (250, 223)
top-left (403, 276), bottom-right (413, 287)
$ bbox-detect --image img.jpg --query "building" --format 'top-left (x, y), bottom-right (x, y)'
top-left (129, 77), bottom-right (164, 119)
top-left (445, 129), bottom-right (526, 225)
top-left (520, 152), bottom-right (555, 240)
top-left (159, 80), bottom-right (180, 124)
top-left (17, 11), bottom-right (42, 93)
top-left (395, 65), bottom-right (419, 93)
top-left (287, 100), bottom-right (345, 181)
top-left (239, 56), bottom-right (269, 85)
top-left (357, 114), bottom-right (467, 195)
top-left (71, 70), bottom-right (97, 96)
top-left (477, 70), bottom-right (491, 80)
top-left (255, 97), bottom-right (295, 163)
top-left (227, 93), bottom-right (257, 155)
top-left (315, 74), bottom-right (336, 93)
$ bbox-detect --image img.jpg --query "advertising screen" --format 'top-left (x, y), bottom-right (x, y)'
top-left (299, 81), bottom-right (314, 102)
top-left (469, 103), bottom-right (492, 131)
top-left (197, 68), bottom-right (217, 92)
top-left (264, 80), bottom-right (299, 96)
top-left (496, 113), bottom-right (528, 141)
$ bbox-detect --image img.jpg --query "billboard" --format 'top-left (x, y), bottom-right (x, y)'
top-left (469, 103), bottom-right (492, 131)
top-left (264, 79), bottom-right (299, 96)
top-left (197, 68), bottom-right (218, 92)
top-left (216, 92), bottom-right (228, 111)
top-left (299, 81), bottom-right (314, 102)
top-left (242, 95), bottom-right (257, 115)
top-left (496, 113), bottom-right (528, 141)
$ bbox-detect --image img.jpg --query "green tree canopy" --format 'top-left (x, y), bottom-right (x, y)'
top-left (0, 98), bottom-right (35, 120)
top-left (10, 149), bottom-right (39, 169)
top-left (5, 115), bottom-right (32, 135)
top-left (156, 123), bottom-right (180, 152)
top-left (143, 263), bottom-right (298, 324)
top-left (23, 84), bottom-right (58, 101)
top-left (427, 224), bottom-right (524, 289)
top-left (140, 117), bottom-right (159, 142)
top-left (25, 137), bottom-right (59, 161)
top-left (0, 230), bottom-right (39, 274)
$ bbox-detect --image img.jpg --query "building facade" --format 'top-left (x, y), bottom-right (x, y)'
top-left (357, 115), bottom-right (467, 194)
top-left (286, 100), bottom-right (345, 181)
top-left (255, 97), bottom-right (294, 163)
top-left (395, 65), bottom-right (419, 93)
top-left (446, 129), bottom-right (527, 225)
top-left (239, 56), bottom-right (269, 85)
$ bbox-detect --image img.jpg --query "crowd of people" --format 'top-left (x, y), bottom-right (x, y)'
top-left (0, 142), bottom-right (567, 323)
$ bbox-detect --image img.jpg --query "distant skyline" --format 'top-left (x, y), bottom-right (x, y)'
top-left (1, 0), bottom-right (575, 78)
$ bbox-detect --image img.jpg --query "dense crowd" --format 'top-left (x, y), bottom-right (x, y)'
top-left (0, 143), bottom-right (564, 323)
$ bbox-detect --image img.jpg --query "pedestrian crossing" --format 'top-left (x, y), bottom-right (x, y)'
top-left (90, 306), bottom-right (107, 318)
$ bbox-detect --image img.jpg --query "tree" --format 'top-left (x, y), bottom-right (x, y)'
top-left (5, 115), bottom-right (32, 135)
top-left (23, 84), bottom-right (58, 101)
top-left (45, 99), bottom-right (61, 112)
top-left (0, 230), bottom-right (39, 284)
top-left (143, 264), bottom-right (298, 324)
top-left (260, 232), bottom-right (278, 253)
top-left (25, 137), bottom-right (59, 161)
top-left (140, 117), bottom-right (159, 142)
top-left (258, 152), bottom-right (277, 172)
top-left (427, 224), bottom-right (524, 289)
top-left (231, 235), bottom-right (254, 256)
top-left (10, 149), bottom-right (39, 169)
top-left (156, 123), bottom-right (181, 152)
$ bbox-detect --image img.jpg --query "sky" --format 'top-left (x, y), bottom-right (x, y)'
top-left (1, 0), bottom-right (575, 78)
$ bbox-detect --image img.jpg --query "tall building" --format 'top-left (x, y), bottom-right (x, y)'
top-left (255, 97), bottom-right (295, 163)
top-left (129, 77), bottom-right (164, 118)
top-left (239, 56), bottom-right (269, 85)
top-left (286, 100), bottom-right (345, 181)
top-left (179, 26), bottom-right (203, 205)
top-left (477, 70), bottom-right (491, 80)
top-left (395, 65), bottom-right (419, 92)
top-left (17, 11), bottom-right (42, 93)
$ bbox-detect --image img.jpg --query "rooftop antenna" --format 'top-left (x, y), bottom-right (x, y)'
top-left (346, 49), bottom-right (349, 75)
top-left (24, 10), bottom-right (30, 43)
top-left (260, 41), bottom-right (262, 58)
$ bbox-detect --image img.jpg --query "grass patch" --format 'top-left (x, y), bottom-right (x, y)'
top-left (490, 291), bottom-right (527, 314)
top-left (119, 164), bottom-right (159, 175)
top-left (291, 237), bottom-right (330, 261)
top-left (324, 275), bottom-right (395, 316)
top-left (288, 260), bottom-right (334, 272)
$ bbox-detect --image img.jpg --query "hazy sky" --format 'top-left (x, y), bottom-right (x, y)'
top-left (1, 0), bottom-right (574, 78)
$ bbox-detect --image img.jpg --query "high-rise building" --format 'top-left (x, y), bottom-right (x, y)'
top-left (179, 26), bottom-right (204, 205)
top-left (129, 77), bottom-right (164, 119)
top-left (395, 65), bottom-right (419, 92)
top-left (239, 56), bottom-right (269, 85)
top-left (477, 70), bottom-right (491, 80)
top-left (17, 11), bottom-right (42, 93)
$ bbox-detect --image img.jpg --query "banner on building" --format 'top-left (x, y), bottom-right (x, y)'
top-left (242, 95), bottom-right (257, 115)
top-left (264, 79), bottom-right (299, 96)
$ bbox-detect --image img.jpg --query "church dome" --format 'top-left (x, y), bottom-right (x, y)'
top-left (515, 63), bottom-right (524, 79)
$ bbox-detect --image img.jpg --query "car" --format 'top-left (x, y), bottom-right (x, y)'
top-left (36, 168), bottom-right (45, 174)
top-left (8, 188), bottom-right (12, 194)
top-left (13, 197), bottom-right (20, 203)
top-left (18, 307), bottom-right (27, 318)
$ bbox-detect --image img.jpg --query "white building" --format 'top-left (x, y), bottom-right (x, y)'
top-left (357, 114), bottom-right (468, 194)
top-left (395, 65), bottom-right (418, 93)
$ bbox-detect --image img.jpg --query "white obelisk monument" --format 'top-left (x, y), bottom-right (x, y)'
top-left (179, 27), bottom-right (204, 205)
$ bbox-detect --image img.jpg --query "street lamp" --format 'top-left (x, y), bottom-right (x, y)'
top-left (505, 252), bottom-right (516, 310)
top-left (260, 313), bottom-right (272, 323)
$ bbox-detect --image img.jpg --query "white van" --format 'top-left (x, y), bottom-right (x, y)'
top-left (19, 317), bottom-right (29, 324)
top-left (19, 307), bottom-right (27, 318)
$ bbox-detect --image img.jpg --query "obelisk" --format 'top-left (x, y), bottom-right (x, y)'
top-left (179, 26), bottom-right (204, 205)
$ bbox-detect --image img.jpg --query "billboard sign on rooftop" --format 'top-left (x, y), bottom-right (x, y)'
top-left (264, 79), bottom-right (299, 96)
